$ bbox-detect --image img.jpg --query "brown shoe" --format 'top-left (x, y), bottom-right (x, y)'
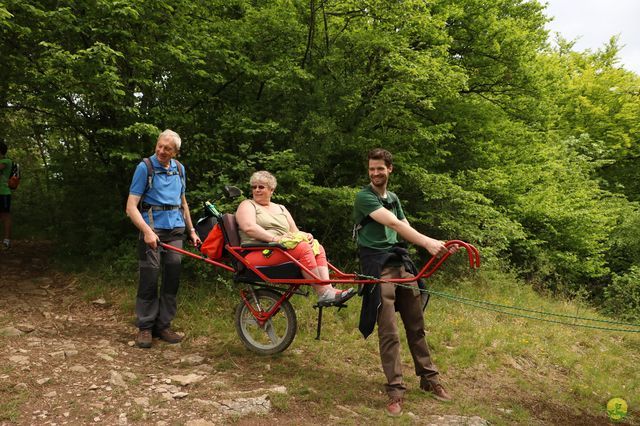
top-left (136, 329), bottom-right (152, 348)
top-left (155, 328), bottom-right (183, 344)
top-left (386, 397), bottom-right (403, 417)
top-left (421, 382), bottom-right (452, 402)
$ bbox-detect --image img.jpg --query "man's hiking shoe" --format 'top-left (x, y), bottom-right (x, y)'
top-left (421, 382), bottom-right (452, 402)
top-left (155, 328), bottom-right (183, 344)
top-left (2, 239), bottom-right (9, 250)
top-left (136, 329), bottom-right (152, 349)
top-left (386, 397), bottom-right (403, 417)
top-left (317, 287), bottom-right (356, 306)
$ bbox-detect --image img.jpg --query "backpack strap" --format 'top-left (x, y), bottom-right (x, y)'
top-left (9, 162), bottom-right (19, 177)
top-left (139, 157), bottom-right (185, 229)
top-left (352, 186), bottom-right (400, 239)
top-left (142, 157), bottom-right (154, 191)
top-left (141, 157), bottom-right (185, 195)
top-left (174, 159), bottom-right (185, 192)
top-left (140, 158), bottom-right (155, 228)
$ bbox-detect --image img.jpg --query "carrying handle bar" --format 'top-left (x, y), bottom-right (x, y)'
top-left (158, 239), bottom-right (480, 285)
top-left (414, 240), bottom-right (480, 280)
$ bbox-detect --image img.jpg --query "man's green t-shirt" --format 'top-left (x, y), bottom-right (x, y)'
top-left (0, 158), bottom-right (12, 196)
top-left (353, 185), bottom-right (405, 251)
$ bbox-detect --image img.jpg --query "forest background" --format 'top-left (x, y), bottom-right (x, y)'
top-left (1, 0), bottom-right (640, 322)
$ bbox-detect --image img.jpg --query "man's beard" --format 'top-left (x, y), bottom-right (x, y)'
top-left (370, 175), bottom-right (387, 189)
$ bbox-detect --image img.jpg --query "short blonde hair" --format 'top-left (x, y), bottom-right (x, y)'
top-left (250, 171), bottom-right (277, 190)
top-left (158, 129), bottom-right (181, 151)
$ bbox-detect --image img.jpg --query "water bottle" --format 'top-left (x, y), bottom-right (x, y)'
top-left (205, 201), bottom-right (221, 218)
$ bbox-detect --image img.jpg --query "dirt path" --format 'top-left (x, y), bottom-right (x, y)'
top-left (1, 241), bottom-right (497, 426)
top-left (0, 241), bottom-right (292, 426)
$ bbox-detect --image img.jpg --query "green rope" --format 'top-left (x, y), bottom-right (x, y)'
top-left (424, 288), bottom-right (639, 327)
top-left (356, 274), bottom-right (640, 333)
top-left (424, 289), bottom-right (640, 333)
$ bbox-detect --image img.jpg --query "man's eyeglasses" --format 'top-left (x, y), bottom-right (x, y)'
top-left (251, 184), bottom-right (267, 190)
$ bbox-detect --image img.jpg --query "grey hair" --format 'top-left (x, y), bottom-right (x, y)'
top-left (250, 171), bottom-right (277, 190)
top-left (158, 129), bottom-right (181, 151)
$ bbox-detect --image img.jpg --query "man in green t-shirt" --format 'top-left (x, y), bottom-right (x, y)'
top-left (0, 140), bottom-right (13, 249)
top-left (353, 148), bottom-right (456, 416)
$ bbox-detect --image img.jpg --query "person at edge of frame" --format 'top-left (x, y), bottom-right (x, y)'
top-left (0, 140), bottom-right (13, 250)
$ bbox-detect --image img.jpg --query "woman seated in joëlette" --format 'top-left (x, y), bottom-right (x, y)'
top-left (235, 171), bottom-right (355, 304)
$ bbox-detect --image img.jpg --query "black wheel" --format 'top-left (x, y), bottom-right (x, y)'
top-left (235, 289), bottom-right (297, 355)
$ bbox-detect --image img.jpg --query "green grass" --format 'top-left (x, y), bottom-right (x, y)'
top-left (77, 260), bottom-right (639, 424)
top-left (0, 349), bottom-right (27, 422)
top-left (0, 385), bottom-right (28, 423)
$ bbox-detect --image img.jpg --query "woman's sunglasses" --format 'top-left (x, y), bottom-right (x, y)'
top-left (251, 184), bottom-right (267, 190)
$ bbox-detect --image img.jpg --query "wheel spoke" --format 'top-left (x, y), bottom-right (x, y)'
top-left (244, 316), bottom-right (259, 328)
top-left (264, 320), bottom-right (278, 344)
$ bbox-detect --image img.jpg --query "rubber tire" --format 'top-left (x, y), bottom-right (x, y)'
top-left (235, 289), bottom-right (297, 355)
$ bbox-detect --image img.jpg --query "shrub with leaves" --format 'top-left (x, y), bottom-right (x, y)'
top-left (602, 267), bottom-right (640, 322)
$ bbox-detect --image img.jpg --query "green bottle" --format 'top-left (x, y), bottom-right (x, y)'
top-left (205, 201), bottom-right (221, 217)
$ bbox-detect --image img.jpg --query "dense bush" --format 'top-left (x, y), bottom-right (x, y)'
top-left (602, 267), bottom-right (640, 322)
top-left (1, 0), bottom-right (639, 320)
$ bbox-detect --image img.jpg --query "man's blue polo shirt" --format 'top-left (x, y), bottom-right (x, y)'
top-left (129, 154), bottom-right (186, 230)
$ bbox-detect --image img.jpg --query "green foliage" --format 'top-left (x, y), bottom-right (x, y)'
top-left (608, 206), bottom-right (640, 274)
top-left (2, 0), bottom-right (640, 315)
top-left (548, 38), bottom-right (640, 201)
top-left (602, 267), bottom-right (640, 322)
top-left (468, 138), bottom-right (619, 289)
top-left (399, 164), bottom-right (524, 261)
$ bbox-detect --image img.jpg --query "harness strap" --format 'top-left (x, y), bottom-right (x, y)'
top-left (142, 157), bottom-right (185, 192)
top-left (147, 206), bottom-right (154, 229)
top-left (353, 185), bottom-right (399, 240)
top-left (139, 157), bottom-right (185, 229)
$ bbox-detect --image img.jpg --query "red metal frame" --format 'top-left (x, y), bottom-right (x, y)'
top-left (159, 239), bottom-right (480, 324)
top-left (223, 239), bottom-right (479, 285)
top-left (239, 285), bottom-right (300, 327)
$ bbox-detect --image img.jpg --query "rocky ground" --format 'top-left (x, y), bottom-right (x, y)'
top-left (0, 241), bottom-right (295, 425)
top-left (0, 241), bottom-right (490, 425)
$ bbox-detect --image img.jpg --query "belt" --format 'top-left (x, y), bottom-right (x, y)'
top-left (141, 203), bottom-right (181, 211)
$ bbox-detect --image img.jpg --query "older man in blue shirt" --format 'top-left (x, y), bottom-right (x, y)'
top-left (126, 129), bottom-right (201, 348)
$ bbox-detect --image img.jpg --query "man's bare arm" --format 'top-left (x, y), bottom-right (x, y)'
top-left (368, 207), bottom-right (449, 257)
top-left (125, 194), bottom-right (158, 249)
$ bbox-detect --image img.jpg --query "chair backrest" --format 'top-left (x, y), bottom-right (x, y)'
top-left (221, 213), bottom-right (241, 247)
top-left (220, 213), bottom-right (245, 273)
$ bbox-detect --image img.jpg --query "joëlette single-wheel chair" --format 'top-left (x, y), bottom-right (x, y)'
top-left (159, 186), bottom-right (480, 355)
